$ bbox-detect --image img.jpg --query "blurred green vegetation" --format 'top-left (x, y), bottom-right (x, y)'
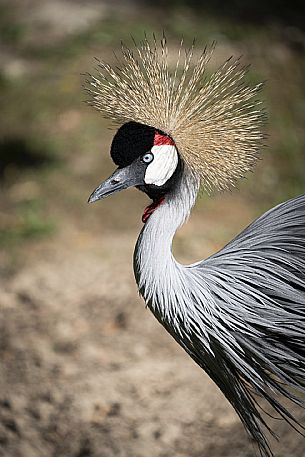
top-left (0, 0), bottom-right (304, 254)
top-left (0, 198), bottom-right (55, 245)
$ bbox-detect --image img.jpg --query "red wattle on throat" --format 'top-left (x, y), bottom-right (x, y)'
top-left (142, 197), bottom-right (165, 223)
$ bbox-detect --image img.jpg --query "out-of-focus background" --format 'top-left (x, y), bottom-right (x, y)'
top-left (0, 1), bottom-right (305, 456)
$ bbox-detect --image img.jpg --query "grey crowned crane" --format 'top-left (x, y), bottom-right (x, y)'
top-left (87, 37), bottom-right (305, 457)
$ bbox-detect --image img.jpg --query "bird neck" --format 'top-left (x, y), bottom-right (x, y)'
top-left (134, 172), bottom-right (200, 320)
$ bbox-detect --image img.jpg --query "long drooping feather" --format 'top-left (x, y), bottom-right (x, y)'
top-left (86, 35), bottom-right (265, 192)
top-left (134, 173), bottom-right (305, 457)
top-left (190, 193), bottom-right (305, 456)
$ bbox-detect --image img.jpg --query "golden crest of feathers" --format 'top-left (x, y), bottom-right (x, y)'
top-left (86, 35), bottom-right (265, 192)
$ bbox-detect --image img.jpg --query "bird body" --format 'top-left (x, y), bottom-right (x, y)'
top-left (134, 163), bottom-right (305, 456)
top-left (87, 36), bottom-right (305, 457)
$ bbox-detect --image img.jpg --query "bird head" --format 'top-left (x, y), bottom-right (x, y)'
top-left (88, 121), bottom-right (183, 206)
top-left (87, 36), bottom-right (265, 209)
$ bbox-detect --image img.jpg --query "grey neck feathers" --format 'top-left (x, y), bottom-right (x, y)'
top-left (134, 171), bottom-right (200, 326)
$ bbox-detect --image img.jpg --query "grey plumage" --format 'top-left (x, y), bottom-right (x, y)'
top-left (134, 171), bottom-right (305, 457)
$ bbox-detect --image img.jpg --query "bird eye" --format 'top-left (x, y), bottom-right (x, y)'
top-left (142, 152), bottom-right (154, 164)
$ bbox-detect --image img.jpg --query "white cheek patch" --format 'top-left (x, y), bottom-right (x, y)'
top-left (144, 145), bottom-right (178, 186)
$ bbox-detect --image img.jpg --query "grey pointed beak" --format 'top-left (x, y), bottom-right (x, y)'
top-left (88, 162), bottom-right (145, 203)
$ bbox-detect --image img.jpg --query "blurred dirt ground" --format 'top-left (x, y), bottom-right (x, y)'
top-left (1, 210), bottom-right (305, 457)
top-left (1, 1), bottom-right (305, 456)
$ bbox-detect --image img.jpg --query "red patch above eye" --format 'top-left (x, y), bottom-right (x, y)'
top-left (154, 132), bottom-right (175, 146)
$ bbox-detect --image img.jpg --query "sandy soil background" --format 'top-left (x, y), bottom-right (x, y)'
top-left (1, 208), bottom-right (305, 457)
top-left (1, 1), bottom-right (305, 456)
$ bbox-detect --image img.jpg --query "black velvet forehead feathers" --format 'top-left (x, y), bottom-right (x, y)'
top-left (110, 121), bottom-right (155, 168)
